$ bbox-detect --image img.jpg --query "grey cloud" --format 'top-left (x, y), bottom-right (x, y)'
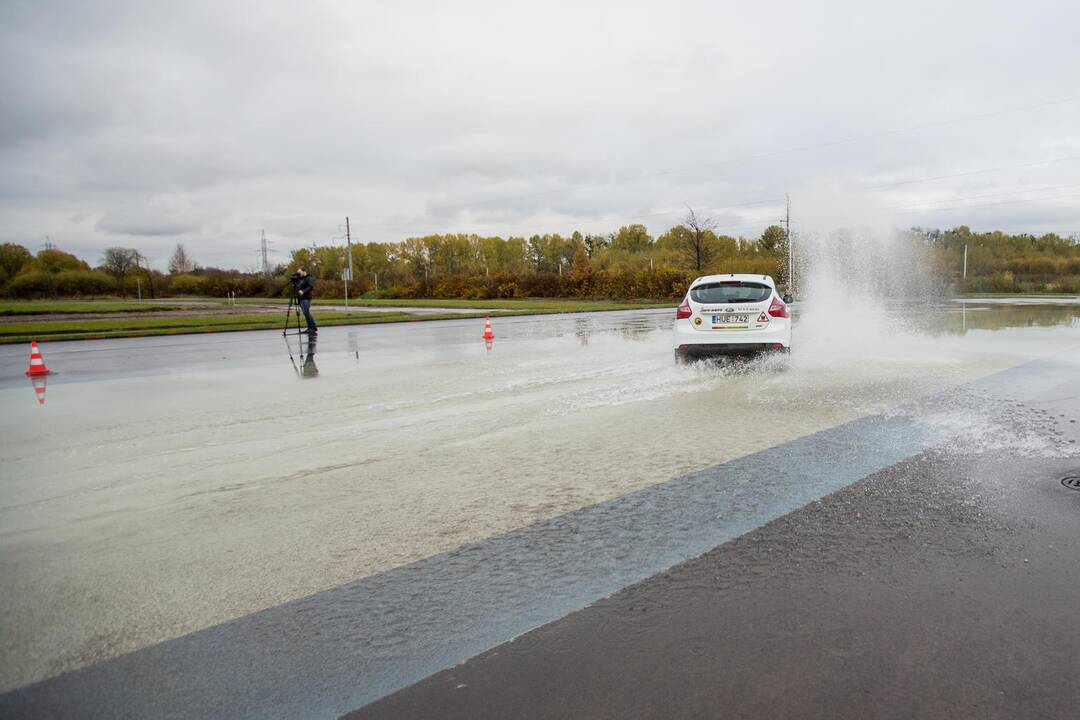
top-left (94, 216), bottom-right (201, 237)
top-left (1, 0), bottom-right (1079, 265)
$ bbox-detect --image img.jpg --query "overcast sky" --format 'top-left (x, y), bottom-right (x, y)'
top-left (2, 0), bottom-right (1078, 270)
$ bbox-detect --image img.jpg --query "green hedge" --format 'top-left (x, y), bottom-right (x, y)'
top-left (167, 274), bottom-right (205, 294)
top-left (55, 270), bottom-right (114, 296)
top-left (4, 271), bottom-right (56, 298)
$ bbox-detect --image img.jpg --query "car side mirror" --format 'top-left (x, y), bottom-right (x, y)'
top-left (782, 293), bottom-right (793, 304)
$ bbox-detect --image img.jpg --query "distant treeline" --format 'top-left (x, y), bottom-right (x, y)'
top-left (286, 223), bottom-right (789, 300)
top-left (917, 226), bottom-right (1080, 294)
top-left (0, 222), bottom-right (792, 301)
top-left (1, 223), bottom-right (1077, 300)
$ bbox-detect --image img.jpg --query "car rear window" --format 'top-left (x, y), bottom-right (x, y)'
top-left (690, 281), bottom-right (772, 304)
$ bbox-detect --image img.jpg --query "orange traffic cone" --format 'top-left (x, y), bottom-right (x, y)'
top-left (25, 341), bottom-right (52, 376)
top-left (30, 375), bottom-right (46, 406)
top-left (482, 317), bottom-right (495, 340)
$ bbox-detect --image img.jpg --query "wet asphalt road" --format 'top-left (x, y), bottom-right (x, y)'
top-left (349, 352), bottom-right (1080, 720)
top-left (1, 305), bottom-right (1079, 718)
top-left (1, 309), bottom-right (666, 386)
top-left (2, 344), bottom-right (1079, 719)
top-left (350, 451), bottom-right (1080, 720)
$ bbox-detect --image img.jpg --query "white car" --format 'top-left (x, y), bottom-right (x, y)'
top-left (674, 273), bottom-right (791, 360)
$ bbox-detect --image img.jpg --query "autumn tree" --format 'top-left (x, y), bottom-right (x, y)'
top-left (610, 224), bottom-right (652, 254)
top-left (758, 225), bottom-right (787, 253)
top-left (570, 242), bottom-right (591, 279)
top-left (583, 233), bottom-right (609, 258)
top-left (527, 235), bottom-right (546, 271)
top-left (313, 245), bottom-right (345, 279)
top-left (398, 237), bottom-right (431, 281)
top-left (0, 243), bottom-right (33, 282)
top-left (36, 248), bottom-right (89, 273)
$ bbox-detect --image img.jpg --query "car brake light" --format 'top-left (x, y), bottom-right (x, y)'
top-left (768, 298), bottom-right (789, 318)
top-left (676, 298), bottom-right (692, 319)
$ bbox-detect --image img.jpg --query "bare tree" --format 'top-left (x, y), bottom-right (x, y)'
top-left (680, 205), bottom-right (718, 272)
top-left (100, 247), bottom-right (139, 295)
top-left (168, 243), bottom-right (195, 274)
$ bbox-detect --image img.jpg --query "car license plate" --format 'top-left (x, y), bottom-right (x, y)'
top-left (712, 314), bottom-right (749, 324)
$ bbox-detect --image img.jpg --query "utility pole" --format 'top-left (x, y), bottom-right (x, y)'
top-left (344, 216), bottom-right (353, 307)
top-left (963, 244), bottom-right (968, 281)
top-left (261, 230), bottom-right (270, 278)
top-left (778, 194), bottom-right (793, 290)
top-left (133, 249), bottom-right (155, 299)
top-left (786, 194), bottom-right (793, 290)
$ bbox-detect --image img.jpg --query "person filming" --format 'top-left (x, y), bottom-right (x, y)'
top-left (295, 267), bottom-right (317, 335)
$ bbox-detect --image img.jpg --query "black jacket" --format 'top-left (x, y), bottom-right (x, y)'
top-left (297, 275), bottom-right (314, 300)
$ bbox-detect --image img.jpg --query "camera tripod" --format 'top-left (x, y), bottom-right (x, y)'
top-left (282, 293), bottom-right (306, 339)
top-left (282, 292), bottom-right (318, 377)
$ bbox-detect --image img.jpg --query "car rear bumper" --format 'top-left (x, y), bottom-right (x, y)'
top-left (675, 342), bottom-right (790, 358)
top-left (673, 319), bottom-right (791, 350)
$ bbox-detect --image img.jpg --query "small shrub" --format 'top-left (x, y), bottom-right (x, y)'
top-left (168, 274), bottom-right (206, 295)
top-left (55, 270), bottom-right (114, 296)
top-left (495, 282), bottom-right (521, 299)
top-left (5, 271), bottom-right (56, 298)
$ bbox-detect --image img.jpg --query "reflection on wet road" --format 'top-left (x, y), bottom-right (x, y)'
top-left (1, 303), bottom-right (1079, 718)
top-left (284, 332), bottom-right (320, 379)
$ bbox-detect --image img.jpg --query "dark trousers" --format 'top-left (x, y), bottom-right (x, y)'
top-left (299, 298), bottom-right (317, 330)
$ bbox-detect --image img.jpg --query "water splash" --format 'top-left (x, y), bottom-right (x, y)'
top-left (793, 223), bottom-right (942, 369)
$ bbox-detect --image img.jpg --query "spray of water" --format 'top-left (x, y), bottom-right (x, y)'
top-left (769, 195), bottom-right (1080, 456)
top-left (789, 185), bottom-right (942, 368)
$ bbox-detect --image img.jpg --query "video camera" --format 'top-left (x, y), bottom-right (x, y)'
top-left (288, 271), bottom-right (302, 284)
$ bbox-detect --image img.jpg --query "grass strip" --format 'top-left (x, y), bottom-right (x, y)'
top-left (0, 310), bottom-right (544, 344)
top-left (1, 312), bottom-right (405, 333)
top-left (0, 301), bottom-right (207, 315)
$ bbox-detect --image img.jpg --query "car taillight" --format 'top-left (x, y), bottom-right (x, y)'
top-left (768, 298), bottom-right (789, 318)
top-left (676, 298), bottom-right (692, 319)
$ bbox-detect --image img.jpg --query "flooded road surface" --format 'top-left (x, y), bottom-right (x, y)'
top-left (1, 302), bottom-right (1079, 718)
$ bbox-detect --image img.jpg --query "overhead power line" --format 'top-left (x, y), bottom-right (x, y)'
top-left (896, 181), bottom-right (1080, 209)
top-left (897, 190), bottom-right (1080, 215)
top-left (865, 155), bottom-right (1080, 189)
